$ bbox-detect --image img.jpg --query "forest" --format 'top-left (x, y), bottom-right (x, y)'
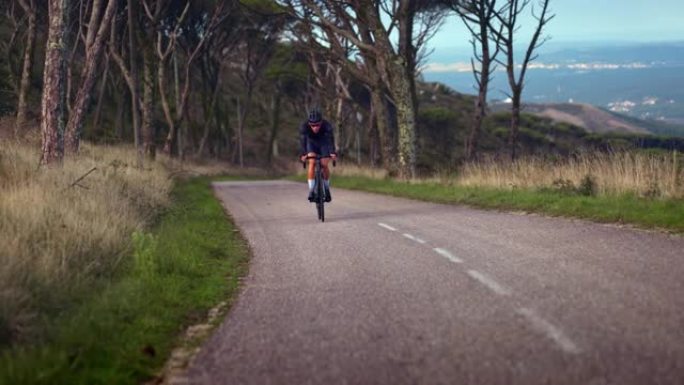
top-left (0, 0), bottom-right (576, 179)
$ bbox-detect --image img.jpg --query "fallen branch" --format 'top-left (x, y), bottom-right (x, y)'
top-left (70, 167), bottom-right (98, 188)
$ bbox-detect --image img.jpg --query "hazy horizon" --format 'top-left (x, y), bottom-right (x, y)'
top-left (429, 1), bottom-right (684, 52)
top-left (429, 39), bottom-right (684, 54)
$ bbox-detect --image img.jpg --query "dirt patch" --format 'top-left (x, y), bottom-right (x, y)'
top-left (538, 108), bottom-right (587, 129)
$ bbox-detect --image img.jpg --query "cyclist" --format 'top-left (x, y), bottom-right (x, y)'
top-left (299, 108), bottom-right (337, 202)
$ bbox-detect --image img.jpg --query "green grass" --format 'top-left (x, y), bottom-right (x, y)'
top-left (326, 175), bottom-right (684, 233)
top-left (0, 177), bottom-right (249, 385)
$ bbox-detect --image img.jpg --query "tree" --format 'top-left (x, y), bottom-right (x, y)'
top-left (492, 0), bottom-right (554, 160)
top-left (2, 1), bottom-right (23, 111)
top-left (284, 4), bottom-right (394, 169)
top-left (282, 0), bottom-right (444, 178)
top-left (231, 1), bottom-right (286, 167)
top-left (260, 44), bottom-right (307, 164)
top-left (109, 0), bottom-right (144, 167)
top-left (15, 0), bottom-right (36, 136)
top-left (447, 0), bottom-right (502, 160)
top-left (195, 1), bottom-right (244, 158)
top-left (64, 0), bottom-right (118, 153)
top-left (155, 1), bottom-right (225, 158)
top-left (40, 0), bottom-right (69, 165)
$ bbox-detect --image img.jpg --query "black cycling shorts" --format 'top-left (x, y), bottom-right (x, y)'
top-left (306, 139), bottom-right (332, 157)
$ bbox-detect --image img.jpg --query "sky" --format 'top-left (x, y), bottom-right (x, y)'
top-left (429, 0), bottom-right (684, 50)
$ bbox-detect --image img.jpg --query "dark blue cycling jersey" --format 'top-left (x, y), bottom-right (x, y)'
top-left (299, 120), bottom-right (336, 157)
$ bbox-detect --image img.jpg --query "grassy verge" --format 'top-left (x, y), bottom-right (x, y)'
top-left (327, 175), bottom-right (684, 233)
top-left (0, 177), bottom-right (249, 385)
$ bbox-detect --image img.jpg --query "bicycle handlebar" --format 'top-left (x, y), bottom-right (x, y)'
top-left (301, 155), bottom-right (337, 168)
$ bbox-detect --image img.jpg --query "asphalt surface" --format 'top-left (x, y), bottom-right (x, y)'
top-left (183, 180), bottom-right (684, 385)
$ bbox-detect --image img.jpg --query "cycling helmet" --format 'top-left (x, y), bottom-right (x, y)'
top-left (308, 108), bottom-right (322, 123)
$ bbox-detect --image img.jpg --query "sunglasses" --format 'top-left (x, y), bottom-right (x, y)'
top-left (309, 122), bottom-right (322, 128)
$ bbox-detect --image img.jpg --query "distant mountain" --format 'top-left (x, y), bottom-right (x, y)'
top-left (413, 82), bottom-right (684, 169)
top-left (538, 41), bottom-right (684, 65)
top-left (489, 102), bottom-right (684, 137)
top-left (423, 41), bottom-right (684, 125)
top-left (427, 41), bottom-right (684, 67)
top-left (495, 103), bottom-right (650, 134)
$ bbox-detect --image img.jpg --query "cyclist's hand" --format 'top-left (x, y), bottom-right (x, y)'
top-left (330, 153), bottom-right (337, 161)
top-left (300, 155), bottom-right (307, 162)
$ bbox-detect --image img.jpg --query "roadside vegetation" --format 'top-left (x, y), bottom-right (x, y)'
top-left (0, 142), bottom-right (172, 345)
top-left (460, 151), bottom-right (682, 198)
top-left (0, 142), bottom-right (250, 384)
top-left (326, 151), bottom-right (684, 232)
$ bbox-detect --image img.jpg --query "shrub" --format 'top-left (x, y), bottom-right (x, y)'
top-left (551, 178), bottom-right (576, 194)
top-left (578, 174), bottom-right (597, 196)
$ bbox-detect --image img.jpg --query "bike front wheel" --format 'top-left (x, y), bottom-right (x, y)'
top-left (317, 184), bottom-right (325, 222)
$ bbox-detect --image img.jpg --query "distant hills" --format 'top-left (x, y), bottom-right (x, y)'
top-left (415, 81), bottom-right (684, 171)
top-left (491, 102), bottom-right (684, 137)
top-left (423, 41), bottom-right (684, 126)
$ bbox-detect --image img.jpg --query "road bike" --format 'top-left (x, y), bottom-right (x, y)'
top-left (302, 155), bottom-right (335, 222)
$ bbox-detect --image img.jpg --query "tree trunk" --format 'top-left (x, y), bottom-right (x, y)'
top-left (389, 62), bottom-right (417, 179)
top-left (236, 86), bottom-right (253, 168)
top-left (509, 92), bottom-right (522, 161)
top-left (128, 0), bottom-right (143, 168)
top-left (216, 100), bottom-right (229, 158)
top-left (234, 96), bottom-right (244, 166)
top-left (174, 48), bottom-right (181, 156)
top-left (467, 95), bottom-right (485, 161)
top-left (142, 49), bottom-right (155, 160)
top-left (467, 61), bottom-right (489, 161)
top-left (163, 49), bottom-right (182, 156)
top-left (368, 101), bottom-right (379, 167)
top-left (370, 87), bottom-right (396, 173)
top-left (198, 63), bottom-right (222, 157)
top-left (464, 5), bottom-right (494, 162)
top-left (65, 0), bottom-right (117, 154)
top-left (40, 0), bottom-right (69, 166)
top-left (158, 55), bottom-right (175, 155)
top-left (266, 91), bottom-right (282, 164)
top-left (469, 50), bottom-right (492, 162)
top-left (92, 53), bottom-right (110, 133)
top-left (15, 0), bottom-right (36, 136)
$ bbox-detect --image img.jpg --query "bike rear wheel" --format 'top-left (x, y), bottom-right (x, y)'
top-left (317, 176), bottom-right (325, 222)
top-left (314, 160), bottom-right (325, 222)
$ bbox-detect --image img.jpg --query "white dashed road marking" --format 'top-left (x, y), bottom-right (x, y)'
top-left (467, 270), bottom-right (511, 296)
top-left (517, 307), bottom-right (581, 354)
top-left (374, 224), bottom-right (580, 355)
top-left (433, 248), bottom-right (463, 263)
top-left (378, 223), bottom-right (397, 231)
top-left (403, 233), bottom-right (427, 244)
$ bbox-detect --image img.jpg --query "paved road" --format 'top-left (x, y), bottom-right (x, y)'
top-left (184, 180), bottom-right (684, 385)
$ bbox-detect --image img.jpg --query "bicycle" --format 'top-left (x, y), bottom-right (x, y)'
top-left (302, 155), bottom-right (335, 222)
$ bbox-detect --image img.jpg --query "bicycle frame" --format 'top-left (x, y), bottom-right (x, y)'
top-left (302, 155), bottom-right (335, 222)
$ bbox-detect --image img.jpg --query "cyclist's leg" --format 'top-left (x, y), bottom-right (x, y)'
top-left (306, 152), bottom-right (317, 180)
top-left (305, 152), bottom-right (317, 201)
top-left (305, 139), bottom-right (321, 198)
top-left (320, 157), bottom-right (330, 179)
top-left (320, 143), bottom-right (332, 181)
top-left (320, 145), bottom-right (332, 202)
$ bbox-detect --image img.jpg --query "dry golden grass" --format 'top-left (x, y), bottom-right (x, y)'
top-left (163, 157), bottom-right (269, 179)
top-left (0, 142), bottom-right (172, 343)
top-left (458, 152), bottom-right (683, 198)
top-left (298, 162), bottom-right (388, 180)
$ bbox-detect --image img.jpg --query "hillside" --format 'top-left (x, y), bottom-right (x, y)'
top-left (491, 102), bottom-right (653, 135)
top-left (421, 83), bottom-right (684, 138)
top-left (413, 82), bottom-right (684, 172)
